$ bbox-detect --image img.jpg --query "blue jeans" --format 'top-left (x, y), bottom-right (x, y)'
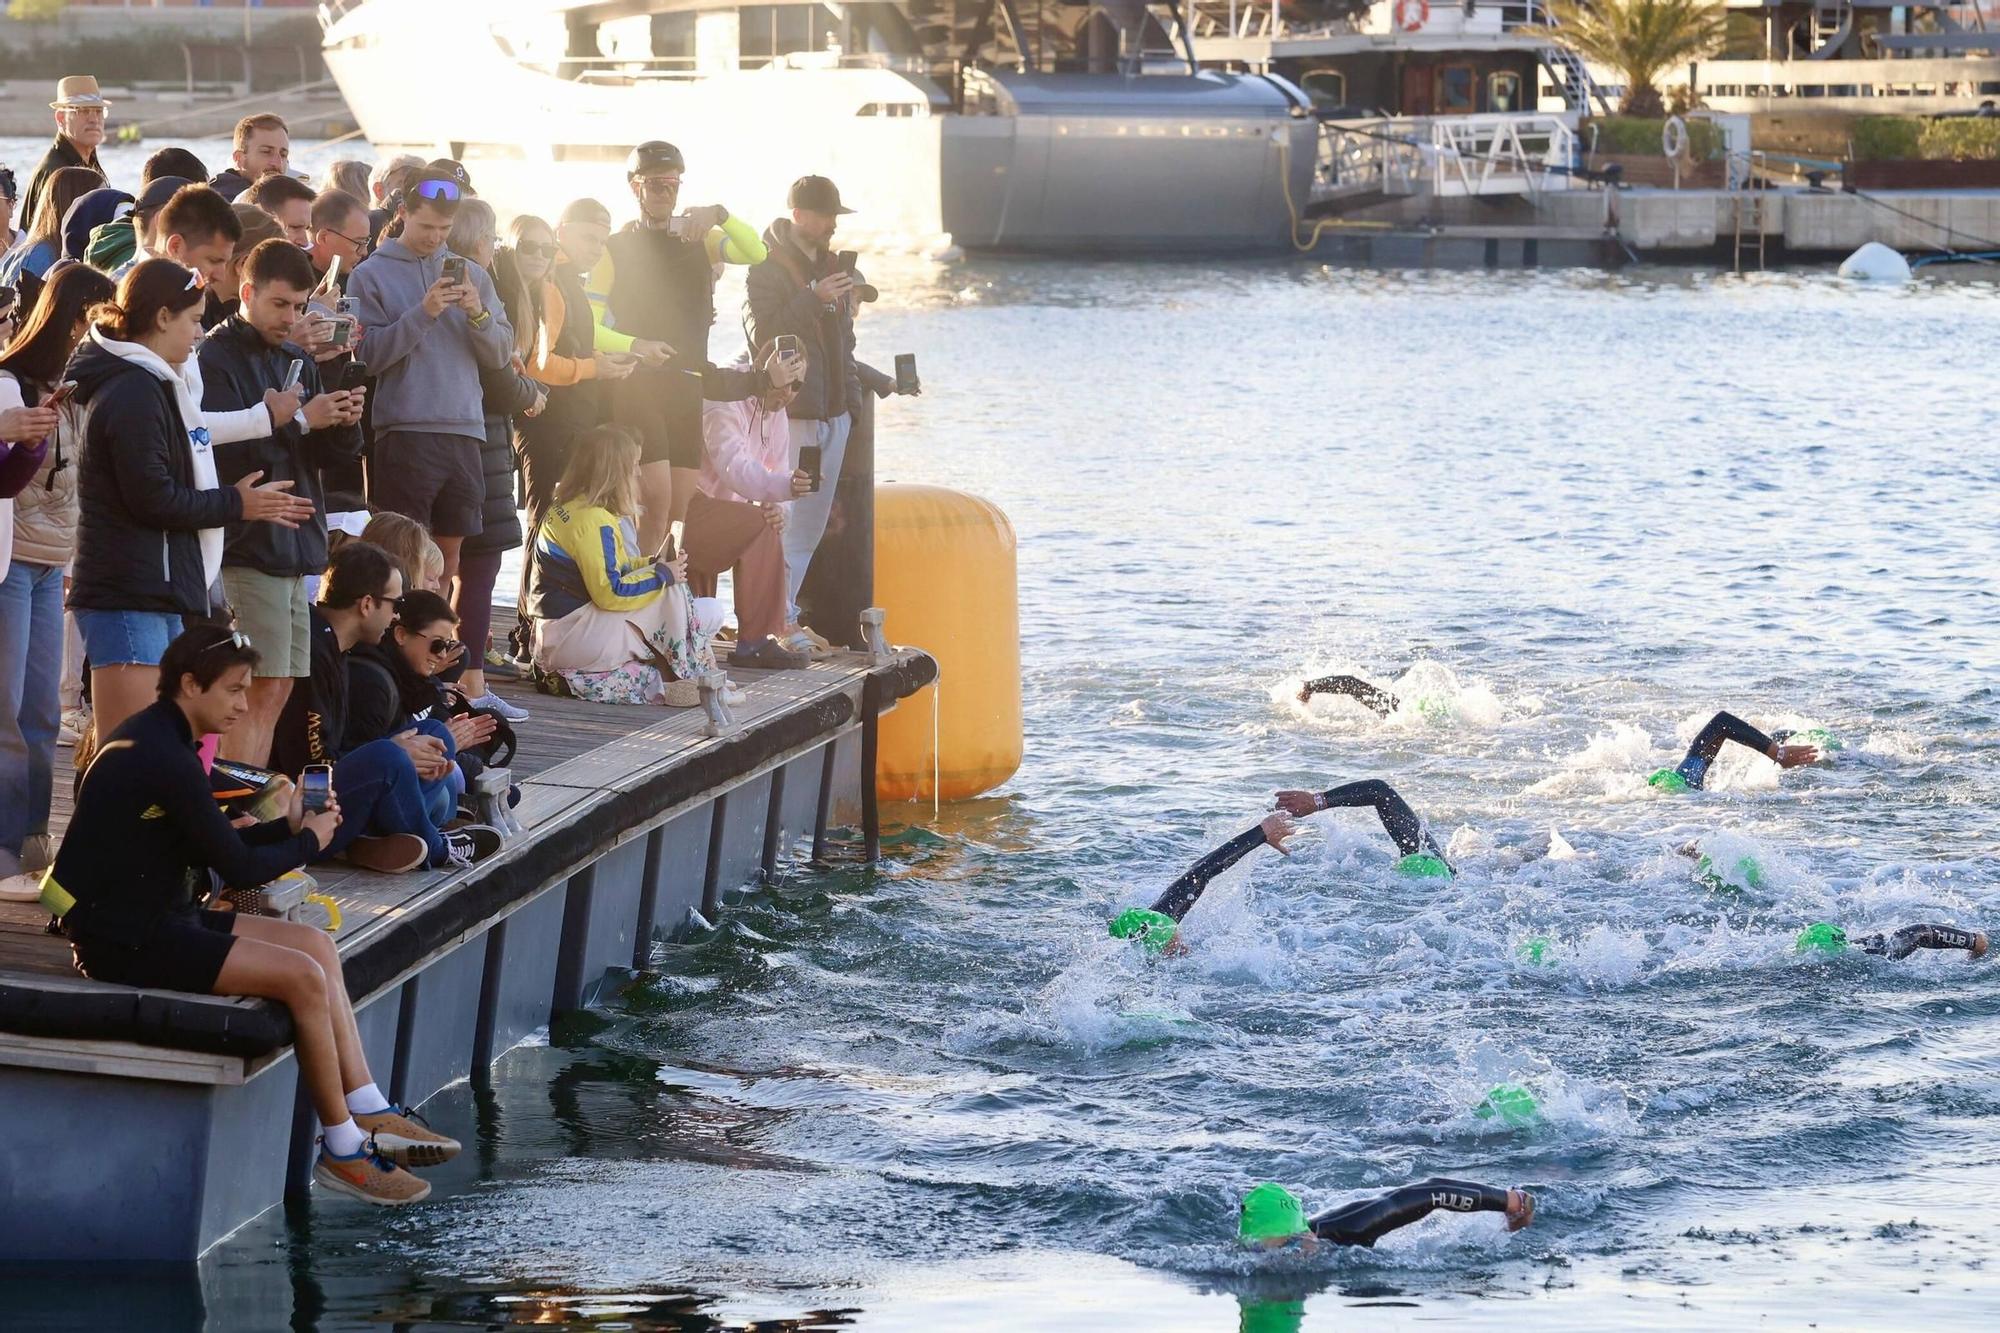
top-left (412, 717), bottom-right (464, 828)
top-left (0, 560), bottom-right (64, 870)
top-left (784, 412), bottom-right (851, 620)
top-left (324, 739), bottom-right (448, 865)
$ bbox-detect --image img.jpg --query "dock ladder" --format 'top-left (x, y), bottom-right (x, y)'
top-left (1732, 191), bottom-right (1767, 272)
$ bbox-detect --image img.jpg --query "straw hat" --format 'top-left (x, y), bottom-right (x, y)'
top-left (51, 75), bottom-right (111, 111)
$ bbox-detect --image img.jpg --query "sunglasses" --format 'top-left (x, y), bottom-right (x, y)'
top-left (634, 175), bottom-right (682, 192)
top-left (413, 177), bottom-right (463, 205)
top-left (202, 628), bottom-right (254, 653)
top-left (514, 241), bottom-right (554, 259)
top-left (421, 636), bottom-right (462, 657)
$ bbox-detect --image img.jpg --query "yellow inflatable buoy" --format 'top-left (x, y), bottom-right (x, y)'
top-left (874, 484), bottom-right (1021, 803)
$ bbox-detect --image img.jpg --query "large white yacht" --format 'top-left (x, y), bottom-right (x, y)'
top-left (318, 0), bottom-right (1322, 252)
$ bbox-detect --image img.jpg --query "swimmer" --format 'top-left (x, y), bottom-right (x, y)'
top-left (1272, 778), bottom-right (1452, 877)
top-left (1798, 921), bottom-right (1989, 959)
top-left (1238, 1178), bottom-right (1534, 1251)
top-left (1649, 711), bottom-right (1819, 792)
top-left (1108, 812), bottom-right (1296, 954)
top-left (1295, 674), bottom-right (1397, 715)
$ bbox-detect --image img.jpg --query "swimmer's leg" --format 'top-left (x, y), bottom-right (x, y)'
top-left (1858, 924), bottom-right (1990, 960)
top-left (1674, 711), bottom-right (1777, 789)
top-left (1318, 779), bottom-right (1449, 867)
top-left (1299, 675), bottom-right (1398, 716)
top-left (1308, 1178), bottom-right (1526, 1247)
top-left (1147, 823), bottom-right (1270, 923)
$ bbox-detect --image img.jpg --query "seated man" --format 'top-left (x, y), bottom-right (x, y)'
top-left (1650, 710), bottom-right (1819, 792)
top-left (43, 625), bottom-right (458, 1205)
top-left (689, 344), bottom-right (812, 670)
top-left (272, 541), bottom-right (501, 872)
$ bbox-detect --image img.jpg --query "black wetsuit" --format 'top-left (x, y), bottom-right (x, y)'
top-left (1859, 924), bottom-right (1984, 959)
top-left (1149, 824), bottom-right (1267, 922)
top-left (1299, 675), bottom-right (1397, 716)
top-left (1310, 1178), bottom-right (1514, 1247)
top-left (1673, 711), bottom-right (1777, 789)
top-left (1312, 778), bottom-right (1449, 870)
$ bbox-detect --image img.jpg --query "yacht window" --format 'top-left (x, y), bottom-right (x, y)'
top-left (1436, 65), bottom-right (1476, 114)
top-left (1489, 72), bottom-right (1522, 112)
top-left (1301, 71), bottom-right (1347, 109)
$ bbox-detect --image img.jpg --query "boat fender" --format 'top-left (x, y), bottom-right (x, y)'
top-left (1837, 242), bottom-right (1911, 283)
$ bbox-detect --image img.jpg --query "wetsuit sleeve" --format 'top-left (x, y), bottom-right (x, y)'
top-left (1860, 924), bottom-right (1984, 959)
top-left (705, 212), bottom-right (766, 266)
top-left (1310, 1178), bottom-right (1511, 1247)
top-left (1148, 824), bottom-right (1268, 922)
top-left (160, 747), bottom-right (318, 890)
top-left (1315, 779), bottom-right (1445, 862)
top-left (1300, 675), bottom-right (1398, 716)
top-left (1674, 711), bottom-right (1777, 788)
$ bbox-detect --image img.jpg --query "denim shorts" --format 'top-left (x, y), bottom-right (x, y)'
top-left (73, 608), bottom-right (184, 668)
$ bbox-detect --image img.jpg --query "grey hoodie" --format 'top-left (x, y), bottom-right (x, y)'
top-left (348, 238), bottom-right (514, 438)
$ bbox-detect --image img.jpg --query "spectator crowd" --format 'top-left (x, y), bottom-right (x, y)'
top-left (0, 75), bottom-right (921, 1204)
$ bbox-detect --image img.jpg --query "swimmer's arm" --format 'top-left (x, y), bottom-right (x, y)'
top-left (1296, 675), bottom-right (1398, 714)
top-left (1273, 779), bottom-right (1445, 865)
top-left (1309, 1179), bottom-right (1522, 1247)
top-left (1147, 814), bottom-right (1294, 922)
top-left (1860, 924), bottom-right (1989, 960)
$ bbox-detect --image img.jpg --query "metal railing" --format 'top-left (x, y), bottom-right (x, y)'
top-left (1317, 113), bottom-right (1583, 201)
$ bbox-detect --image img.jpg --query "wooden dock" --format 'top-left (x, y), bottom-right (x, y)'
top-left (0, 646), bottom-right (936, 1260)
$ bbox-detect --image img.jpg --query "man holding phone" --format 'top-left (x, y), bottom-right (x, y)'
top-left (201, 239), bottom-right (366, 767)
top-left (746, 176), bottom-right (868, 624)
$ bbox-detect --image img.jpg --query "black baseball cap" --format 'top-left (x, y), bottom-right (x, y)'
top-left (559, 197), bottom-right (612, 228)
top-left (788, 175), bottom-right (853, 215)
top-left (135, 175), bottom-right (194, 219)
top-left (426, 158), bottom-right (473, 191)
top-left (626, 141), bottom-right (685, 177)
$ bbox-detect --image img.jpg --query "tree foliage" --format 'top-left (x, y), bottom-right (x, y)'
top-left (1546, 0), bottom-right (1727, 118)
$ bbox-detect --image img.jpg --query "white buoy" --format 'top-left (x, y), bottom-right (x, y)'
top-left (1837, 241), bottom-right (1912, 282)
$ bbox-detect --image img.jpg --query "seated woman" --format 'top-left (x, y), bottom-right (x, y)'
top-left (43, 626), bottom-right (458, 1206)
top-left (1273, 778), bottom-right (1452, 876)
top-left (348, 589), bottom-right (499, 829)
top-left (1651, 710), bottom-right (1819, 792)
top-left (527, 424), bottom-right (727, 706)
top-left (1237, 1179), bottom-right (1533, 1251)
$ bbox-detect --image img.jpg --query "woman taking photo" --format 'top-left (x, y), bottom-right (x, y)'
top-left (0, 263), bottom-right (115, 893)
top-left (66, 259), bottom-right (313, 749)
top-left (0, 165), bottom-right (99, 303)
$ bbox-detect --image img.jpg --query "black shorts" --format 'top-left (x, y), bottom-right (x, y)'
top-left (70, 908), bottom-right (239, 993)
top-left (367, 430), bottom-right (486, 537)
top-left (611, 365), bottom-right (703, 469)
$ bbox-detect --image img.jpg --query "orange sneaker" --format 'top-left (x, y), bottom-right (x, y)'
top-left (352, 1105), bottom-right (462, 1168)
top-left (313, 1141), bottom-right (430, 1205)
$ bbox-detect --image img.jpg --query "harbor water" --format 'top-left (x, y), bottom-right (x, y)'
top-left (7, 154), bottom-right (1999, 1327)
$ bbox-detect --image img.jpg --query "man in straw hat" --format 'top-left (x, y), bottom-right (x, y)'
top-left (22, 75), bottom-right (110, 234)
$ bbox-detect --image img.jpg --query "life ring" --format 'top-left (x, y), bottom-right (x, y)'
top-left (1662, 115), bottom-right (1689, 160)
top-left (1393, 0), bottom-right (1429, 31)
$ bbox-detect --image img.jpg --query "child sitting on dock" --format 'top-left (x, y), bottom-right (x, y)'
top-left (44, 625), bottom-right (459, 1206)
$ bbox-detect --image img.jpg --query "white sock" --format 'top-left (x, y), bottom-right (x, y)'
top-left (345, 1082), bottom-right (390, 1116)
top-left (322, 1118), bottom-right (366, 1157)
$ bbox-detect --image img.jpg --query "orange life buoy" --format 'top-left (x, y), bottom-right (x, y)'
top-left (1393, 0), bottom-right (1429, 31)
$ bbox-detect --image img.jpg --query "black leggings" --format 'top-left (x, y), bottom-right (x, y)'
top-left (1310, 1178), bottom-right (1512, 1247)
top-left (1317, 779), bottom-right (1447, 867)
top-left (1674, 711), bottom-right (1775, 789)
top-left (1859, 924), bottom-right (1984, 959)
top-left (1300, 675), bottom-right (1398, 716)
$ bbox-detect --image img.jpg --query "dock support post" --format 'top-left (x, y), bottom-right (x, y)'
top-left (761, 764), bottom-right (788, 880)
top-left (550, 863), bottom-right (599, 1017)
top-left (702, 793), bottom-right (729, 917)
top-left (811, 741), bottom-right (837, 864)
top-left (471, 920), bottom-right (507, 1075)
top-left (633, 824), bottom-right (667, 969)
top-left (862, 677), bottom-right (881, 864)
top-left (388, 974), bottom-right (421, 1106)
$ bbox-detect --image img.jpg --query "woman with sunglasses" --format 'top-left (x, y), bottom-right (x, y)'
top-left (0, 263), bottom-right (115, 896)
top-left (347, 588), bottom-right (497, 828)
top-left (65, 260), bottom-right (315, 750)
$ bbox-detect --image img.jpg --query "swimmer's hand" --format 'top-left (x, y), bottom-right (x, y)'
top-left (1505, 1188), bottom-right (1535, 1232)
top-left (1295, 683), bottom-right (1313, 703)
top-left (1261, 812), bottom-right (1297, 853)
top-left (1972, 931), bottom-right (1990, 961)
top-left (1273, 789), bottom-right (1321, 818)
top-left (1770, 742), bottom-right (1819, 769)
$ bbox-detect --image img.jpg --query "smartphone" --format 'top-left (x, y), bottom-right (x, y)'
top-left (318, 254), bottom-right (342, 295)
top-left (799, 443), bottom-right (822, 494)
top-left (43, 379), bottom-right (78, 410)
top-left (441, 255), bottom-right (466, 286)
top-left (335, 295), bottom-right (357, 317)
top-left (338, 360), bottom-right (368, 392)
top-left (773, 333), bottom-right (801, 360)
top-left (837, 249), bottom-right (858, 275)
top-left (283, 359), bottom-right (304, 390)
top-left (324, 315), bottom-right (356, 349)
top-left (667, 213), bottom-right (692, 240)
top-left (301, 763), bottom-right (333, 815)
top-left (894, 353), bottom-right (919, 394)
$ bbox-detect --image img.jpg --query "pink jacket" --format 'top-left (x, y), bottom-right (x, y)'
top-left (698, 397), bottom-right (793, 505)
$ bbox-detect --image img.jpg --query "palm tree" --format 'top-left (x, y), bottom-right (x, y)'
top-left (1544, 0), bottom-right (1727, 118)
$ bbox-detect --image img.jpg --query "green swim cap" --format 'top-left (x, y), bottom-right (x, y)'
top-left (1796, 922), bottom-right (1848, 954)
top-left (1474, 1083), bottom-right (1541, 1126)
top-left (1647, 769), bottom-right (1690, 793)
top-left (1238, 1182), bottom-right (1310, 1244)
top-left (1238, 1298), bottom-right (1307, 1333)
top-left (1805, 727), bottom-right (1843, 753)
top-left (1109, 908), bottom-right (1179, 954)
top-left (1518, 935), bottom-right (1555, 966)
top-left (1396, 853), bottom-right (1452, 879)
top-left (1415, 696), bottom-right (1451, 724)
top-left (1695, 853), bottom-right (1765, 893)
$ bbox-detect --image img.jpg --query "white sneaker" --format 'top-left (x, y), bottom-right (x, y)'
top-left (468, 691), bottom-right (530, 723)
top-left (19, 834), bottom-right (53, 876)
top-left (0, 873), bottom-right (41, 903)
top-left (58, 707), bottom-right (90, 747)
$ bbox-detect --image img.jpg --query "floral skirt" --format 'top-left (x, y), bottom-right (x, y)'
top-left (534, 588), bottom-right (725, 706)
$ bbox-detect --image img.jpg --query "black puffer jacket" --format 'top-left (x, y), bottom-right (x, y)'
top-left (465, 359), bottom-right (537, 557)
top-left (66, 332), bottom-right (241, 616)
top-left (745, 217), bottom-right (862, 423)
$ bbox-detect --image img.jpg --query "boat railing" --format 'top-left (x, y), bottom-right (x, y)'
top-left (553, 51), bottom-right (930, 83)
top-left (1316, 112), bottom-right (1583, 201)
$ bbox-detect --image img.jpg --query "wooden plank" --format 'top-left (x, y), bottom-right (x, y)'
top-left (0, 1030), bottom-right (253, 1086)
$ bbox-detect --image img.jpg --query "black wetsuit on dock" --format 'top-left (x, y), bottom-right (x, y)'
top-left (1311, 1178), bottom-right (1515, 1247)
top-left (1299, 675), bottom-right (1398, 716)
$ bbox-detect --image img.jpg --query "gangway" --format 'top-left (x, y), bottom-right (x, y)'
top-left (1312, 113), bottom-right (1583, 209)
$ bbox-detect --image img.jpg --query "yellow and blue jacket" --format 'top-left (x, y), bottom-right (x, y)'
top-left (529, 500), bottom-right (663, 621)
